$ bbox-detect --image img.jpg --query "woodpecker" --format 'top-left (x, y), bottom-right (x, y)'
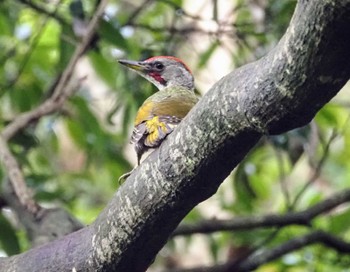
top-left (118, 56), bottom-right (198, 179)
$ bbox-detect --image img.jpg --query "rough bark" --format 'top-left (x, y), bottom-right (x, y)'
top-left (1, 0), bottom-right (350, 271)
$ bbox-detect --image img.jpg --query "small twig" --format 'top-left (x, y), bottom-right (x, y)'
top-left (51, 0), bottom-right (108, 100)
top-left (125, 0), bottom-right (154, 25)
top-left (0, 137), bottom-right (39, 213)
top-left (292, 129), bottom-right (338, 208)
top-left (306, 121), bottom-right (319, 164)
top-left (238, 231), bottom-right (350, 271)
top-left (173, 188), bottom-right (350, 236)
top-left (129, 23), bottom-right (235, 36)
top-left (158, 0), bottom-right (205, 21)
top-left (269, 140), bottom-right (292, 210)
top-left (2, 78), bottom-right (81, 141)
top-left (228, 228), bottom-right (282, 271)
top-left (168, 231), bottom-right (350, 272)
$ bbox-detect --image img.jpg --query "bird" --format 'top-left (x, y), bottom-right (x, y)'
top-left (118, 56), bottom-right (199, 181)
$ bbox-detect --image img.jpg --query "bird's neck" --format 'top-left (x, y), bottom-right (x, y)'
top-left (157, 84), bottom-right (194, 93)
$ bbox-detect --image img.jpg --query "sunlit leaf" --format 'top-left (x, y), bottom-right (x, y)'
top-left (330, 208), bottom-right (350, 235)
top-left (197, 41), bottom-right (219, 69)
top-left (98, 20), bottom-right (128, 50)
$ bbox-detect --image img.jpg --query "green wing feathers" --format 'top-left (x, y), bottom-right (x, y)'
top-left (131, 87), bottom-right (199, 161)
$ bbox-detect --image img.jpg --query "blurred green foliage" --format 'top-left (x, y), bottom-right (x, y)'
top-left (1, 0), bottom-right (350, 271)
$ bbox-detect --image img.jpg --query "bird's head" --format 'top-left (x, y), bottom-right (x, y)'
top-left (118, 56), bottom-right (194, 91)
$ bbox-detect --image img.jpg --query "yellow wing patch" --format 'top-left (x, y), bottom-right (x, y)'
top-left (144, 116), bottom-right (170, 147)
top-left (132, 87), bottom-right (199, 152)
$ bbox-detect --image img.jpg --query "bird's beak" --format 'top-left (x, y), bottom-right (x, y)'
top-left (118, 59), bottom-right (148, 72)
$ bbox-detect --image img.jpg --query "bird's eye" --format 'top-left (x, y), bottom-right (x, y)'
top-left (154, 62), bottom-right (164, 71)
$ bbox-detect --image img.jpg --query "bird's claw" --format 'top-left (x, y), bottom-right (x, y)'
top-left (118, 165), bottom-right (137, 184)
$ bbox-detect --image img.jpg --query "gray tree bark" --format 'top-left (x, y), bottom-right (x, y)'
top-left (1, 0), bottom-right (350, 271)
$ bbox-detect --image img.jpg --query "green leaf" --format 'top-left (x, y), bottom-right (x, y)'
top-left (330, 209), bottom-right (350, 235)
top-left (88, 51), bottom-right (118, 88)
top-left (0, 12), bottom-right (12, 37)
top-left (208, 235), bottom-right (219, 262)
top-left (59, 24), bottom-right (76, 71)
top-left (9, 128), bottom-right (38, 150)
top-left (197, 41), bottom-right (219, 69)
top-left (65, 118), bottom-right (87, 149)
top-left (316, 107), bottom-right (339, 127)
top-left (98, 20), bottom-right (128, 50)
top-left (0, 213), bottom-right (20, 255)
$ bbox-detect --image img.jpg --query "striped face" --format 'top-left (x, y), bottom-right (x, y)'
top-left (143, 56), bottom-right (192, 87)
top-left (144, 56), bottom-right (192, 74)
top-left (119, 56), bottom-right (194, 91)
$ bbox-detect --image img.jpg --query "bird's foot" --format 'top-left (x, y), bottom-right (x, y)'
top-left (118, 165), bottom-right (137, 184)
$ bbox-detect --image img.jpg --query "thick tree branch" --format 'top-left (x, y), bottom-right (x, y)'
top-left (173, 188), bottom-right (350, 236)
top-left (0, 0), bottom-right (350, 271)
